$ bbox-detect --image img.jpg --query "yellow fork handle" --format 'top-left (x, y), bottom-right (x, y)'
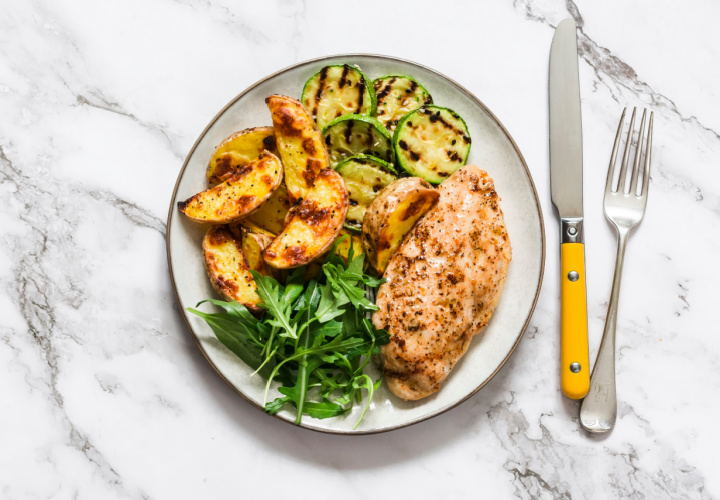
top-left (561, 242), bottom-right (590, 399)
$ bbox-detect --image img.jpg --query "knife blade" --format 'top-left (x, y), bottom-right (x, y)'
top-left (549, 18), bottom-right (590, 399)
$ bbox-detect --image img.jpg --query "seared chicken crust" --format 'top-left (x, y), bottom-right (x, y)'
top-left (373, 165), bottom-right (512, 400)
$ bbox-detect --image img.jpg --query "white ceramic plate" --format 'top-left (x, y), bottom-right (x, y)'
top-left (167, 54), bottom-right (545, 434)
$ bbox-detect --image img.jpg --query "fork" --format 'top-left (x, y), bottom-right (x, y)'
top-left (579, 107), bottom-right (654, 433)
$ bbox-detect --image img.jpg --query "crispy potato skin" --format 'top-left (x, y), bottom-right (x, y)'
top-left (241, 183), bottom-right (292, 235)
top-left (242, 231), bottom-right (274, 278)
top-left (263, 169), bottom-right (348, 269)
top-left (206, 127), bottom-right (278, 185)
top-left (266, 95), bottom-right (329, 203)
top-left (202, 225), bottom-right (262, 312)
top-left (232, 220), bottom-right (275, 240)
top-left (179, 151), bottom-right (283, 224)
top-left (362, 177), bottom-right (439, 274)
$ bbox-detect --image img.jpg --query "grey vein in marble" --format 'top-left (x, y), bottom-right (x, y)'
top-left (514, 0), bottom-right (720, 220)
top-left (71, 86), bottom-right (185, 162)
top-left (515, 0), bottom-right (720, 143)
top-left (1, 1), bottom-right (717, 498)
top-left (0, 146), bottom-right (154, 499)
top-left (487, 398), bottom-right (710, 499)
top-left (172, 0), bottom-right (273, 42)
top-left (1, 145), bottom-right (165, 236)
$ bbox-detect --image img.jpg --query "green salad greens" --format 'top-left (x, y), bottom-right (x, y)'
top-left (188, 237), bottom-right (389, 427)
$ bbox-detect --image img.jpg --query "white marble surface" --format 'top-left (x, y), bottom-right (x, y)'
top-left (1, 1), bottom-right (718, 498)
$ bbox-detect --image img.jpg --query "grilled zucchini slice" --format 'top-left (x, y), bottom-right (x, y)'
top-left (362, 177), bottom-right (439, 274)
top-left (266, 94), bottom-right (329, 203)
top-left (202, 225), bottom-right (264, 313)
top-left (263, 169), bottom-right (348, 269)
top-left (373, 75), bottom-right (432, 131)
top-left (322, 114), bottom-right (393, 167)
top-left (336, 155), bottom-right (397, 231)
top-left (178, 151), bottom-right (283, 224)
top-left (206, 127), bottom-right (278, 185)
top-left (393, 106), bottom-right (471, 184)
top-left (301, 64), bottom-right (376, 130)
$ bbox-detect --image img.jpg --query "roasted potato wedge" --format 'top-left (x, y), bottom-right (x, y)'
top-left (206, 127), bottom-right (278, 185)
top-left (334, 230), bottom-right (364, 264)
top-left (232, 221), bottom-right (275, 239)
top-left (229, 222), bottom-right (288, 283)
top-left (263, 169), bottom-right (348, 269)
top-left (242, 230), bottom-right (275, 278)
top-left (241, 183), bottom-right (292, 235)
top-left (227, 223), bottom-right (275, 275)
top-left (362, 177), bottom-right (439, 274)
top-left (266, 95), bottom-right (329, 203)
top-left (305, 229), bottom-right (364, 280)
top-left (202, 225), bottom-right (263, 312)
top-left (179, 151), bottom-right (283, 224)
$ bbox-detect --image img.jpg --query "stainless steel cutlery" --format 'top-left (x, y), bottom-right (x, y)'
top-left (549, 19), bottom-right (654, 430)
top-left (580, 107), bottom-right (654, 433)
top-left (549, 18), bottom-right (591, 400)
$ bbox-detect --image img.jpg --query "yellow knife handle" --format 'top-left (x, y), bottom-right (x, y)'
top-left (560, 242), bottom-right (590, 399)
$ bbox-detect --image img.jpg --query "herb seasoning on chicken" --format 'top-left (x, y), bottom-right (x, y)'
top-left (373, 165), bottom-right (512, 400)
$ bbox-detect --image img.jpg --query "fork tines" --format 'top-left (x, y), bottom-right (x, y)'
top-left (606, 107), bottom-right (654, 197)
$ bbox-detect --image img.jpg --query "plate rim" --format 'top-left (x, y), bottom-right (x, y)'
top-left (166, 53), bottom-right (546, 435)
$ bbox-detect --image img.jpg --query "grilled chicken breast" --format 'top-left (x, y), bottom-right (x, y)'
top-left (373, 165), bottom-right (511, 400)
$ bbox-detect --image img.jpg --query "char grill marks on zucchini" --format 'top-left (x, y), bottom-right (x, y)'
top-left (335, 155), bottom-right (397, 231)
top-left (373, 75), bottom-right (432, 131)
top-left (322, 114), bottom-right (393, 167)
top-left (393, 105), bottom-right (471, 184)
top-left (301, 65), bottom-right (376, 130)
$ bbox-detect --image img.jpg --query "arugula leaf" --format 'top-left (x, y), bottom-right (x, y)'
top-left (351, 374), bottom-right (378, 429)
top-left (196, 298), bottom-right (260, 327)
top-left (283, 267), bottom-right (305, 307)
top-left (265, 395), bottom-right (347, 419)
top-left (313, 320), bottom-right (344, 339)
top-left (341, 308), bottom-right (359, 337)
top-left (264, 396), bottom-right (291, 415)
top-left (315, 281), bottom-right (349, 323)
top-left (250, 271), bottom-right (298, 339)
top-left (194, 244), bottom-right (388, 427)
top-left (360, 275), bottom-right (385, 288)
top-left (279, 335), bottom-right (324, 424)
top-left (187, 305), bottom-right (274, 379)
top-left (323, 262), bottom-right (380, 312)
top-left (323, 234), bottom-right (349, 267)
top-left (363, 318), bottom-right (390, 346)
top-left (344, 251), bottom-right (365, 278)
top-left (301, 401), bottom-right (348, 419)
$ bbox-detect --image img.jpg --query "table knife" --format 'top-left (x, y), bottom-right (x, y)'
top-left (549, 18), bottom-right (590, 399)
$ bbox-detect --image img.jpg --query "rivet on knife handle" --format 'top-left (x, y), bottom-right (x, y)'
top-left (550, 18), bottom-right (589, 400)
top-left (560, 218), bottom-right (589, 399)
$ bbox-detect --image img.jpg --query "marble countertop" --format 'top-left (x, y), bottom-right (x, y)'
top-left (1, 1), bottom-right (718, 498)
